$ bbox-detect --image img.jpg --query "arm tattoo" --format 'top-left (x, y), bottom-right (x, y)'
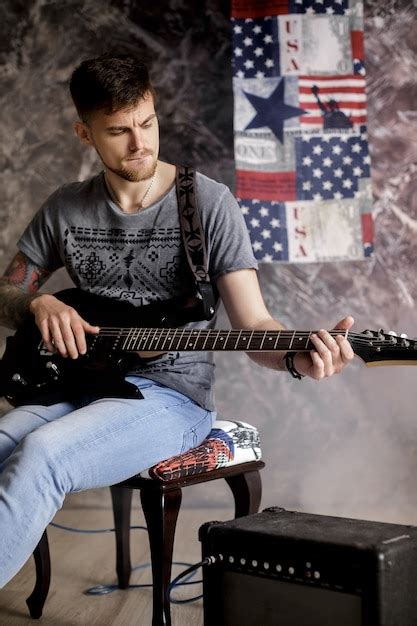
top-left (0, 252), bottom-right (51, 328)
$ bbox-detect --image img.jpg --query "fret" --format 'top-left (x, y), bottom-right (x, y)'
top-left (141, 327), bottom-right (154, 351)
top-left (136, 328), bottom-right (149, 351)
top-left (239, 331), bottom-right (251, 349)
top-left (177, 328), bottom-right (187, 351)
top-left (218, 330), bottom-right (230, 350)
top-left (167, 328), bottom-right (178, 351)
top-left (288, 331), bottom-right (296, 351)
top-left (212, 330), bottom-right (222, 350)
top-left (122, 328), bottom-right (134, 351)
top-left (201, 330), bottom-right (210, 350)
top-left (154, 329), bottom-right (167, 352)
top-left (273, 330), bottom-right (281, 350)
top-left (247, 330), bottom-right (255, 349)
top-left (195, 328), bottom-right (203, 350)
top-left (305, 331), bottom-right (312, 350)
top-left (234, 330), bottom-right (242, 350)
top-left (259, 331), bottom-right (267, 350)
top-left (132, 327), bottom-right (141, 351)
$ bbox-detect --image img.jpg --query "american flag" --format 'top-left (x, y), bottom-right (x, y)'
top-left (299, 75), bottom-right (367, 128)
top-left (232, 0), bottom-right (373, 263)
top-left (295, 130), bottom-right (371, 201)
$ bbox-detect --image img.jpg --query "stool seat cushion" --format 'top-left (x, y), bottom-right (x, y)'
top-left (140, 419), bottom-right (262, 482)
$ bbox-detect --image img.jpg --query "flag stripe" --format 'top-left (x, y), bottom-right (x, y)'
top-left (300, 115), bottom-right (368, 124)
top-left (299, 88), bottom-right (366, 97)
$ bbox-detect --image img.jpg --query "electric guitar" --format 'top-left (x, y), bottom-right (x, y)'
top-left (1, 288), bottom-right (416, 406)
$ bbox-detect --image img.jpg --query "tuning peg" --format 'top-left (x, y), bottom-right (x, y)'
top-left (400, 333), bottom-right (408, 339)
top-left (46, 361), bottom-right (60, 380)
top-left (388, 330), bottom-right (398, 336)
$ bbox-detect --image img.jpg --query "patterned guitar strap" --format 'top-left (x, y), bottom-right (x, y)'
top-left (175, 165), bottom-right (217, 320)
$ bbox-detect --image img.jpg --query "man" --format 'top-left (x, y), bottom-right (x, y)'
top-left (0, 55), bottom-right (354, 588)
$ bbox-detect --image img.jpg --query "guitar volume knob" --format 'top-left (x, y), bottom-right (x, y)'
top-left (12, 373), bottom-right (28, 386)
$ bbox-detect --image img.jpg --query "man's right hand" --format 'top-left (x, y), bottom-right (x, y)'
top-left (29, 294), bottom-right (100, 359)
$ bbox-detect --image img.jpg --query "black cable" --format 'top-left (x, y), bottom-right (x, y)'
top-left (49, 521), bottom-right (206, 602)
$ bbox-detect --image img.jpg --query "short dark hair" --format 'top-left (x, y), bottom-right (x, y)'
top-left (69, 55), bottom-right (155, 122)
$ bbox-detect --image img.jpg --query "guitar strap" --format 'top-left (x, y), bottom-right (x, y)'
top-left (175, 166), bottom-right (217, 320)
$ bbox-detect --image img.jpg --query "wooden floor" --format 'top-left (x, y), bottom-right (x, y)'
top-left (0, 489), bottom-right (231, 625)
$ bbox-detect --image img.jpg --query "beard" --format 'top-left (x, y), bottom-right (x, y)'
top-left (106, 155), bottom-right (157, 183)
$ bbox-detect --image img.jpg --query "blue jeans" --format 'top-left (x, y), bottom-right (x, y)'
top-left (0, 376), bottom-right (215, 588)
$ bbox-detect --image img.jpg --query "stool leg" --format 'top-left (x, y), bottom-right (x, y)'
top-left (110, 485), bottom-right (133, 589)
top-left (26, 530), bottom-right (51, 619)
top-left (140, 487), bottom-right (182, 626)
top-left (225, 470), bottom-right (262, 518)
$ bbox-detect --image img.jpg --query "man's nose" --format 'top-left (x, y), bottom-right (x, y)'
top-left (128, 129), bottom-right (146, 152)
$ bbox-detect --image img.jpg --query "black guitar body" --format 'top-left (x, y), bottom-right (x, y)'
top-left (0, 288), bottom-right (206, 407)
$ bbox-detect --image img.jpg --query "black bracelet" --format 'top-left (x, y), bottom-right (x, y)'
top-left (285, 352), bottom-right (304, 380)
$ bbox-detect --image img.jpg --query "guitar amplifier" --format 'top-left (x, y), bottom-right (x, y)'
top-left (199, 507), bottom-right (417, 626)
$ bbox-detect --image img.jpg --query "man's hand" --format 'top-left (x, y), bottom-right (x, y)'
top-left (29, 294), bottom-right (100, 359)
top-left (292, 316), bottom-right (355, 380)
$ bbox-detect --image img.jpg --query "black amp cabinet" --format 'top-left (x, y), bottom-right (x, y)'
top-left (199, 507), bottom-right (417, 626)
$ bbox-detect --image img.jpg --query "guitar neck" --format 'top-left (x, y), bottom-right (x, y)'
top-left (97, 328), bottom-right (349, 353)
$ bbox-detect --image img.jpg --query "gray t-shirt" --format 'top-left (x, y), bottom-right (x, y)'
top-left (17, 170), bottom-right (258, 410)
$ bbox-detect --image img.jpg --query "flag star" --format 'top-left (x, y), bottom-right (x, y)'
top-left (326, 6), bottom-right (335, 13)
top-left (306, 5), bottom-right (315, 12)
top-left (243, 37), bottom-right (253, 46)
top-left (351, 143), bottom-right (362, 153)
top-left (334, 191), bottom-right (343, 199)
top-left (332, 144), bottom-right (342, 155)
top-left (361, 132), bottom-right (368, 141)
top-left (343, 155), bottom-right (353, 165)
top-left (256, 71), bottom-right (265, 78)
top-left (252, 199), bottom-right (260, 204)
top-left (353, 166), bottom-right (363, 176)
top-left (234, 25), bottom-right (243, 34)
top-left (322, 134), bottom-right (332, 142)
top-left (245, 18), bottom-right (254, 22)
top-left (323, 156), bottom-right (333, 167)
top-left (313, 168), bottom-right (323, 178)
top-left (303, 156), bottom-right (313, 166)
top-left (302, 181), bottom-right (312, 191)
top-left (252, 241), bottom-right (263, 251)
top-left (250, 218), bottom-right (260, 228)
top-left (259, 206), bottom-right (269, 217)
top-left (334, 168), bottom-right (343, 178)
top-left (262, 254), bottom-right (273, 262)
top-left (241, 205), bottom-right (249, 215)
top-left (363, 155), bottom-right (371, 164)
top-left (312, 144), bottom-right (323, 155)
top-left (295, 0), bottom-right (303, 3)
top-left (263, 34), bottom-right (273, 44)
top-left (270, 218), bottom-right (281, 228)
top-left (234, 47), bottom-right (243, 57)
top-left (253, 25), bottom-right (262, 34)
top-left (261, 229), bottom-right (271, 239)
top-left (264, 58), bottom-right (274, 68)
top-left (254, 47), bottom-right (264, 57)
top-left (340, 134), bottom-right (349, 142)
top-left (322, 180), bottom-right (333, 190)
top-left (273, 242), bottom-right (283, 252)
top-left (315, 0), bottom-right (324, 4)
top-left (335, 0), bottom-right (343, 3)
top-left (236, 70), bottom-right (245, 78)
top-left (313, 192), bottom-right (323, 200)
top-left (342, 178), bottom-right (353, 189)
top-left (244, 59), bottom-right (255, 69)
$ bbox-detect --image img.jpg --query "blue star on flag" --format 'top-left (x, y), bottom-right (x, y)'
top-left (244, 79), bottom-right (307, 143)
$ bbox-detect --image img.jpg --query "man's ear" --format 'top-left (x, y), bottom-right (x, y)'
top-left (74, 121), bottom-right (94, 146)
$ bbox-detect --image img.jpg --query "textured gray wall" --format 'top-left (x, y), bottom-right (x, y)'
top-left (1, 0), bottom-right (417, 522)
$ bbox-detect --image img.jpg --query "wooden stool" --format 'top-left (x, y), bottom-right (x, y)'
top-left (27, 420), bottom-right (264, 626)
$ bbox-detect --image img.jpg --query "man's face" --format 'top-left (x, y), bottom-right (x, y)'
top-left (76, 92), bottom-right (159, 182)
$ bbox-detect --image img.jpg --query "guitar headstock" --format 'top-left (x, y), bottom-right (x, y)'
top-left (350, 329), bottom-right (417, 366)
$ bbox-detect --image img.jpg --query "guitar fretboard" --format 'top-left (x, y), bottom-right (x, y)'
top-left (96, 328), bottom-right (349, 352)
